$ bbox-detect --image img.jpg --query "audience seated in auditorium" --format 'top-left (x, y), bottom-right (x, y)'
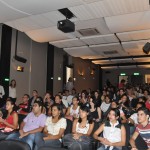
top-left (29, 90), bottom-right (39, 107)
top-left (0, 98), bottom-right (18, 140)
top-left (93, 108), bottom-right (126, 150)
top-left (34, 103), bottom-right (66, 150)
top-left (89, 97), bottom-right (101, 122)
top-left (130, 107), bottom-right (150, 150)
top-left (65, 96), bottom-right (80, 121)
top-left (63, 105), bottom-right (94, 150)
top-left (6, 100), bottom-right (46, 150)
top-left (17, 94), bottom-right (30, 116)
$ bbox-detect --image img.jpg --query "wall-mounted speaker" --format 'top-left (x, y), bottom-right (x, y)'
top-left (143, 42), bottom-right (150, 54)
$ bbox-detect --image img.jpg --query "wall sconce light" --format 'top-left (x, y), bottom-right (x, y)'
top-left (90, 68), bottom-right (95, 75)
top-left (78, 69), bottom-right (84, 76)
top-left (17, 66), bottom-right (24, 72)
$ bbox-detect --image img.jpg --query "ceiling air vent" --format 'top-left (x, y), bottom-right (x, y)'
top-left (78, 28), bottom-right (100, 36)
top-left (103, 50), bottom-right (118, 55)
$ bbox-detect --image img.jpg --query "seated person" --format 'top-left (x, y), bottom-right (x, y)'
top-left (65, 96), bottom-right (80, 121)
top-left (0, 98), bottom-right (18, 140)
top-left (130, 107), bottom-right (150, 150)
top-left (63, 106), bottom-right (94, 150)
top-left (34, 103), bottom-right (66, 150)
top-left (101, 95), bottom-right (111, 116)
top-left (29, 90), bottom-right (39, 107)
top-left (17, 94), bottom-right (30, 115)
top-left (89, 97), bottom-right (101, 122)
top-left (93, 108), bottom-right (126, 150)
top-left (111, 101), bottom-right (127, 123)
top-left (48, 94), bottom-right (66, 116)
top-left (6, 100), bottom-right (46, 150)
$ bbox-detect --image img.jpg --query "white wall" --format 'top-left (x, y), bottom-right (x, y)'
top-left (10, 30), bottom-right (47, 104)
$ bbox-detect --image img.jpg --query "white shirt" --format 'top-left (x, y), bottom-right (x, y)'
top-left (9, 86), bottom-right (16, 98)
top-left (100, 102), bottom-right (110, 113)
top-left (62, 95), bottom-right (73, 105)
top-left (45, 117), bottom-right (67, 136)
top-left (0, 85), bottom-right (5, 98)
top-left (76, 121), bottom-right (90, 134)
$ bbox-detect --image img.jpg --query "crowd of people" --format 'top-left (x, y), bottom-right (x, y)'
top-left (0, 79), bottom-right (149, 150)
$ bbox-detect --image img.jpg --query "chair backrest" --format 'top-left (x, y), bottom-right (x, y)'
top-left (64, 119), bottom-right (72, 135)
top-left (39, 147), bottom-right (66, 150)
top-left (0, 140), bottom-right (31, 150)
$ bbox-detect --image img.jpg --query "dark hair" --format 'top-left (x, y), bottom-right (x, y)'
top-left (89, 98), bottom-right (97, 109)
top-left (136, 102), bottom-right (145, 108)
top-left (55, 94), bottom-right (62, 100)
top-left (24, 94), bottom-right (30, 99)
top-left (10, 79), bottom-right (16, 88)
top-left (33, 90), bottom-right (38, 93)
top-left (34, 100), bottom-right (44, 112)
top-left (72, 96), bottom-right (79, 101)
top-left (51, 103), bottom-right (64, 119)
top-left (110, 108), bottom-right (120, 117)
top-left (6, 97), bottom-right (15, 115)
top-left (137, 107), bottom-right (150, 116)
top-left (78, 105), bottom-right (93, 124)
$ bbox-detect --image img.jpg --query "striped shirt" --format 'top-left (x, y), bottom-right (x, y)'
top-left (135, 122), bottom-right (150, 148)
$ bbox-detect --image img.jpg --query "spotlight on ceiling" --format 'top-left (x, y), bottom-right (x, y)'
top-left (143, 42), bottom-right (150, 54)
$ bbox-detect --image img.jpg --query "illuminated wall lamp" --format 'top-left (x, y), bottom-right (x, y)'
top-left (17, 66), bottom-right (24, 72)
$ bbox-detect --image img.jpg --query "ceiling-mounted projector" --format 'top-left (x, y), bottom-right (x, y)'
top-left (57, 19), bottom-right (75, 33)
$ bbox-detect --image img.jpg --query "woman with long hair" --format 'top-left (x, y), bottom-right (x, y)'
top-left (63, 105), bottom-right (94, 150)
top-left (93, 108), bottom-right (126, 150)
top-left (34, 103), bottom-right (66, 150)
top-left (0, 98), bottom-right (18, 140)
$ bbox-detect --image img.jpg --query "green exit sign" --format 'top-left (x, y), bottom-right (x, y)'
top-left (134, 73), bottom-right (140, 76)
top-left (120, 73), bottom-right (126, 76)
top-left (4, 78), bottom-right (9, 82)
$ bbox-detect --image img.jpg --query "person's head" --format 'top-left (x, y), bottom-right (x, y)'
top-left (6, 98), bottom-right (15, 113)
top-left (136, 102), bottom-right (145, 110)
top-left (10, 79), bottom-right (16, 88)
top-left (137, 107), bottom-right (150, 124)
top-left (121, 79), bottom-right (125, 84)
top-left (72, 96), bottom-right (79, 106)
top-left (81, 90), bottom-right (87, 99)
top-left (22, 94), bottom-right (30, 103)
top-left (94, 91), bottom-right (99, 98)
top-left (64, 90), bottom-right (69, 96)
top-left (72, 88), bottom-right (76, 95)
top-left (45, 91), bottom-right (52, 99)
top-left (143, 90), bottom-right (149, 96)
top-left (32, 100), bottom-right (43, 115)
top-left (89, 98), bottom-right (97, 109)
top-left (105, 95), bottom-right (111, 104)
top-left (78, 106), bottom-right (93, 124)
top-left (68, 77), bottom-right (73, 82)
top-left (32, 90), bottom-right (38, 97)
top-left (138, 96), bottom-right (146, 103)
top-left (119, 88), bottom-right (125, 96)
top-left (55, 94), bottom-right (62, 104)
top-left (51, 103), bottom-right (63, 119)
top-left (111, 101), bottom-right (119, 109)
top-left (108, 108), bottom-right (120, 123)
top-left (120, 94), bottom-right (128, 103)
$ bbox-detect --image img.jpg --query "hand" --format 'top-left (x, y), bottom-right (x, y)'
top-left (73, 133), bottom-right (80, 140)
top-left (0, 117), bottom-right (5, 123)
top-left (101, 138), bottom-right (112, 146)
top-left (96, 119), bottom-right (100, 122)
top-left (19, 130), bottom-right (29, 138)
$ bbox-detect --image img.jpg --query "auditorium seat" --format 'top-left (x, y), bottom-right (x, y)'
top-left (0, 140), bottom-right (31, 150)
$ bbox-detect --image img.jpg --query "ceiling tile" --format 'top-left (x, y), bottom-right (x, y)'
top-left (50, 38), bottom-right (86, 48)
top-left (105, 11), bottom-right (150, 33)
top-left (5, 11), bottom-right (65, 32)
top-left (25, 26), bottom-right (75, 42)
top-left (117, 29), bottom-right (150, 42)
top-left (64, 46), bottom-right (96, 57)
top-left (3, 0), bottom-right (83, 14)
top-left (80, 34), bottom-right (118, 45)
top-left (89, 43), bottom-right (128, 57)
top-left (119, 65), bottom-right (137, 69)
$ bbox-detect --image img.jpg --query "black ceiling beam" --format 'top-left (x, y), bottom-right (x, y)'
top-left (91, 55), bottom-right (150, 61)
top-left (99, 61), bottom-right (150, 67)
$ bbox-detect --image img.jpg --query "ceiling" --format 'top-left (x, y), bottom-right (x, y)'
top-left (1, 0), bottom-right (150, 69)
